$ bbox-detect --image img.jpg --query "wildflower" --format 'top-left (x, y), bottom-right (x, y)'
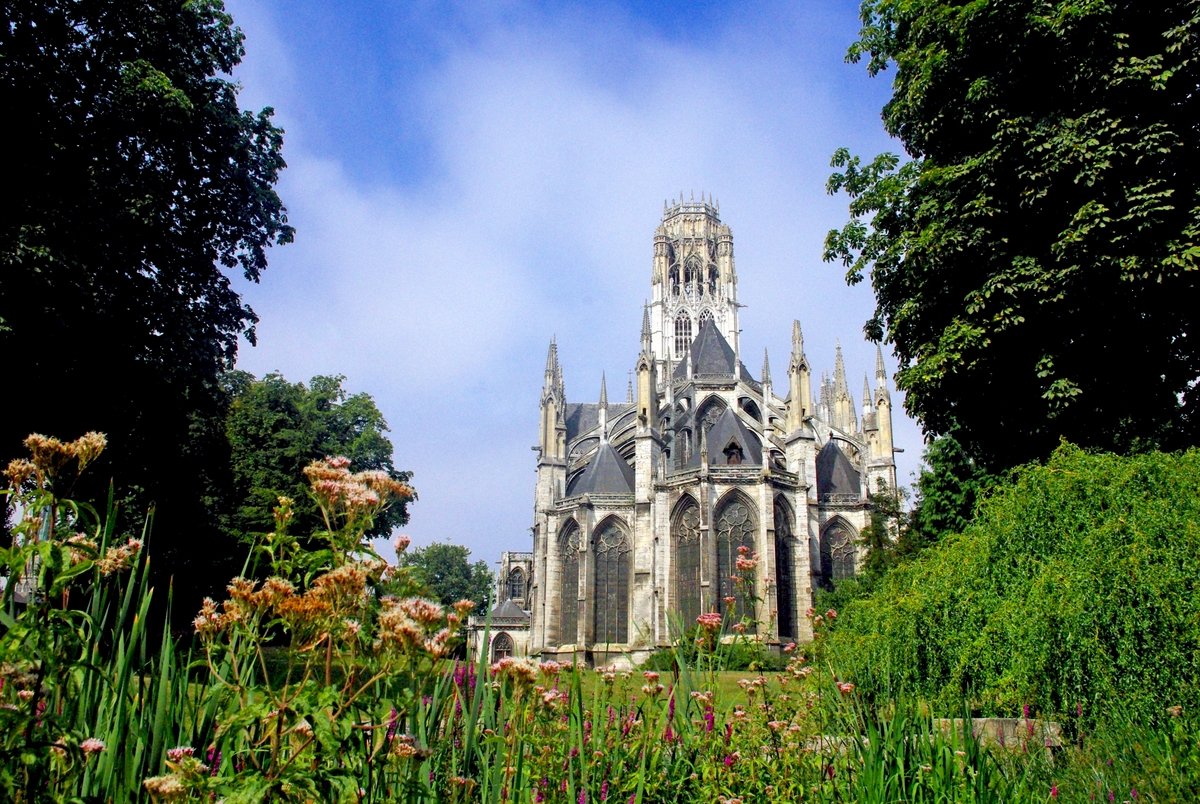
top-left (143, 775), bottom-right (185, 799)
top-left (783, 642), bottom-right (795, 654)
top-left (735, 556), bottom-right (757, 571)
top-left (732, 622), bottom-right (746, 634)
top-left (1166, 705), bottom-right (1183, 717)
top-left (1023, 704), bottom-right (1031, 719)
top-left (825, 609), bottom-right (837, 620)
top-left (5, 458), bottom-right (36, 489)
top-left (601, 781), bottom-right (609, 801)
top-left (724, 596), bottom-right (737, 605)
top-left (642, 670), bottom-right (659, 683)
top-left (394, 533), bottom-right (412, 554)
top-left (767, 720), bottom-right (787, 732)
top-left (80, 738), bottom-right (105, 755)
top-left (1051, 785), bottom-right (1058, 798)
top-left (697, 612), bottom-right (722, 630)
top-left (806, 607), bottom-right (816, 618)
top-left (166, 747), bottom-right (194, 763)
top-left (836, 682), bottom-right (855, 695)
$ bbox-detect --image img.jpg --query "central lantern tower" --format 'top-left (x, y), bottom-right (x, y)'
top-left (649, 193), bottom-right (740, 364)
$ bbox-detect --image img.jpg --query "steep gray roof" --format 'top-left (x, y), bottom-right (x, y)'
top-left (674, 321), bottom-right (741, 379)
top-left (816, 440), bottom-right (861, 498)
top-left (564, 403), bottom-right (600, 442)
top-left (567, 442), bottom-right (635, 495)
top-left (705, 407), bottom-right (762, 466)
top-left (564, 402), bottom-right (635, 442)
top-left (490, 599), bottom-right (531, 621)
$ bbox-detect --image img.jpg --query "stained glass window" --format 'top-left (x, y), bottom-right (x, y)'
top-left (673, 499), bottom-right (702, 626)
top-left (675, 313), bottom-right (692, 356)
top-left (592, 521), bottom-right (631, 644)
top-left (773, 499), bottom-right (796, 640)
top-left (559, 523), bottom-right (580, 645)
top-left (507, 567), bottom-right (525, 601)
top-left (715, 497), bottom-right (756, 622)
top-left (820, 525), bottom-right (856, 586)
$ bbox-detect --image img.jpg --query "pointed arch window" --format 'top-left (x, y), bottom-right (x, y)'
top-left (773, 499), bottom-right (796, 640)
top-left (559, 523), bottom-right (580, 645)
top-left (507, 566), bottom-right (525, 601)
top-left (676, 428), bottom-right (692, 467)
top-left (675, 313), bottom-right (692, 356)
top-left (592, 521), bottom-right (631, 644)
top-left (672, 499), bottom-right (702, 626)
top-left (492, 632), bottom-right (514, 662)
top-left (669, 265), bottom-right (680, 296)
top-left (715, 496), bottom-right (757, 622)
top-left (699, 308), bottom-right (714, 331)
top-left (820, 524), bottom-right (856, 586)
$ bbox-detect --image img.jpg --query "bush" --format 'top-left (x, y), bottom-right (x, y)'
top-left (823, 444), bottom-right (1200, 726)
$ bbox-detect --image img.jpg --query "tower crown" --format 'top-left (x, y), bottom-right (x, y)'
top-left (649, 191), bottom-right (739, 363)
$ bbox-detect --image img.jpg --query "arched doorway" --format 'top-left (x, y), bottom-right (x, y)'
top-left (491, 632), bottom-right (514, 662)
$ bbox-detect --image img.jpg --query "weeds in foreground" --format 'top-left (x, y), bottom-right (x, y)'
top-left (2, 434), bottom-right (1198, 802)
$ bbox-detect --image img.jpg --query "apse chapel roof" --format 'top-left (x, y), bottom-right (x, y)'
top-left (489, 599), bottom-right (531, 622)
top-left (567, 442), bottom-right (635, 495)
top-left (672, 322), bottom-right (760, 387)
top-left (816, 440), bottom-right (861, 498)
top-left (705, 407), bottom-right (762, 466)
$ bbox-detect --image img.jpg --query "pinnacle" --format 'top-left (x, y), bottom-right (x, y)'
top-left (876, 343), bottom-right (887, 379)
top-left (761, 348), bottom-right (771, 386)
top-left (599, 372), bottom-right (608, 408)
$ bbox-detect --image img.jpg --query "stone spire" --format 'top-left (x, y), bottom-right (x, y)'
top-left (785, 319), bottom-right (811, 432)
top-left (833, 341), bottom-right (848, 398)
top-left (863, 374), bottom-right (873, 415)
top-left (598, 372), bottom-right (609, 443)
top-left (641, 302), bottom-right (652, 352)
top-left (761, 348), bottom-right (772, 388)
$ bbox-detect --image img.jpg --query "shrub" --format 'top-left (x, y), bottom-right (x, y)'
top-left (822, 444), bottom-right (1200, 726)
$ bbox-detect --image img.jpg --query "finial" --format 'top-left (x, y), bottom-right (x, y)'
top-left (627, 371), bottom-right (634, 403)
top-left (863, 374), bottom-right (873, 412)
top-left (876, 342), bottom-right (887, 380)
top-left (599, 372), bottom-right (608, 408)
top-left (833, 342), bottom-right (847, 394)
top-left (792, 320), bottom-right (804, 352)
top-left (641, 302), bottom-right (651, 342)
top-left (761, 348), bottom-right (771, 387)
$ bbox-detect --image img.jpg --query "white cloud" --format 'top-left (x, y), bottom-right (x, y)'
top-left (226, 1), bottom-right (925, 563)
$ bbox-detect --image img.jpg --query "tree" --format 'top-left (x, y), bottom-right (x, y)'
top-left (0, 0), bottom-right (292, 602)
top-left (399, 542), bottom-right (493, 613)
top-left (824, 1), bottom-right (1200, 470)
top-left (223, 372), bottom-right (413, 546)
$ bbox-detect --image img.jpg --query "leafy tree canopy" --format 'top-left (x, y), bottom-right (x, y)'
top-left (224, 372), bottom-right (413, 545)
top-left (0, 0), bottom-right (292, 599)
top-left (824, 0), bottom-right (1200, 470)
top-left (399, 542), bottom-right (493, 614)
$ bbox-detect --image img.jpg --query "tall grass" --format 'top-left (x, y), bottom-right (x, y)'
top-left (4, 436), bottom-right (1199, 803)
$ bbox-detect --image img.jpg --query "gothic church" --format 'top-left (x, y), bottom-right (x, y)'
top-left (523, 197), bottom-right (897, 667)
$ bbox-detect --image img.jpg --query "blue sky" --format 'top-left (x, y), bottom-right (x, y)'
top-left (224, 0), bottom-right (922, 566)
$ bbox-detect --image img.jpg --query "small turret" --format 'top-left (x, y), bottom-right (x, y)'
top-left (785, 320), bottom-right (811, 432)
top-left (873, 344), bottom-right (893, 459)
top-left (598, 373), bottom-right (609, 443)
top-left (636, 303), bottom-right (659, 426)
top-left (539, 339), bottom-right (567, 461)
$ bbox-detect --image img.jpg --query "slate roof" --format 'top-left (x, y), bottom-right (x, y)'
top-left (564, 402), bottom-right (635, 442)
top-left (566, 442), bottom-right (635, 495)
top-left (816, 440), bottom-right (861, 498)
top-left (564, 403), bottom-right (600, 442)
top-left (705, 407), bottom-right (762, 466)
top-left (490, 599), bottom-right (531, 621)
top-left (673, 321), bottom-right (744, 380)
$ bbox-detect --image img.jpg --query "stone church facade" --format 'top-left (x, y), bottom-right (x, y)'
top-left (526, 197), bottom-right (897, 667)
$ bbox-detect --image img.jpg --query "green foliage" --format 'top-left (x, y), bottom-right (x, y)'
top-left (224, 372), bottom-right (413, 546)
top-left (399, 542), bottom-right (493, 612)
top-left (825, 0), bottom-right (1200, 469)
top-left (0, 0), bottom-right (292, 606)
top-left (908, 433), bottom-right (996, 549)
top-left (823, 445), bottom-right (1200, 727)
